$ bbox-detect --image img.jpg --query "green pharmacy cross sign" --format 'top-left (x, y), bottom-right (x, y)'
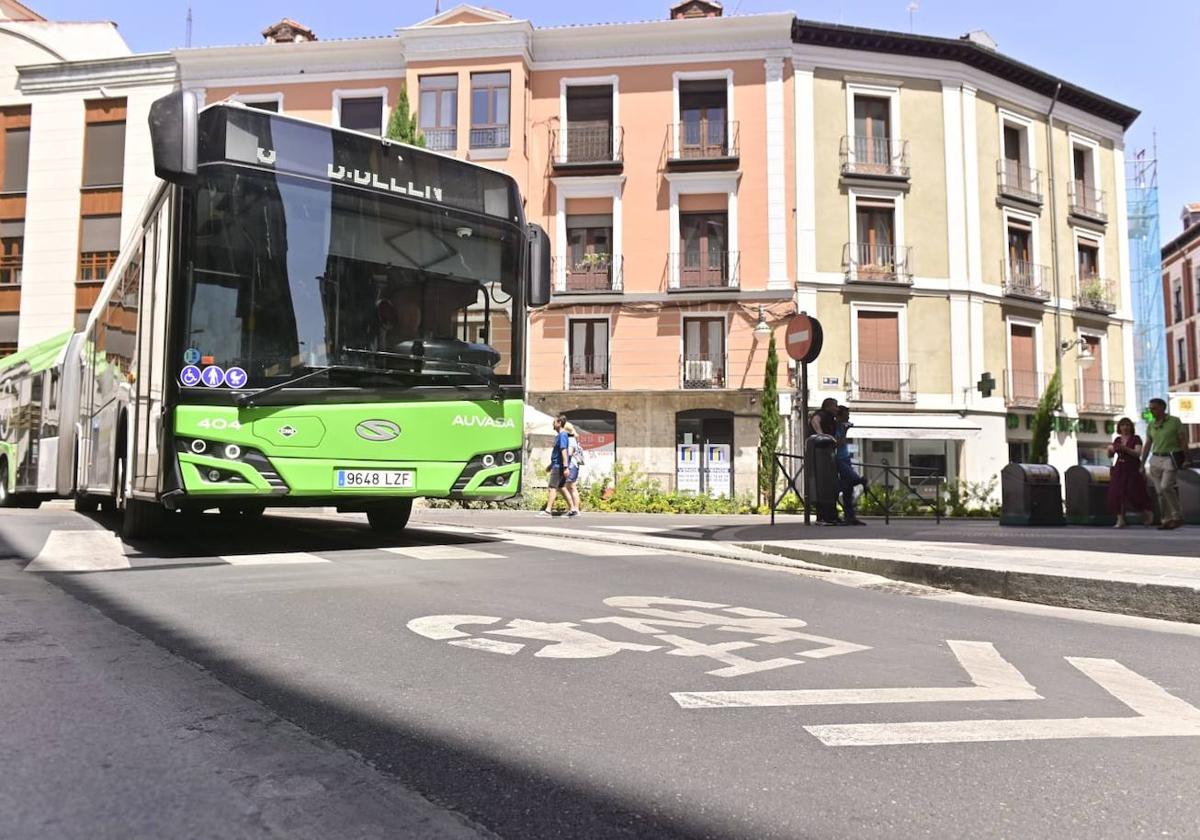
top-left (976, 372), bottom-right (996, 399)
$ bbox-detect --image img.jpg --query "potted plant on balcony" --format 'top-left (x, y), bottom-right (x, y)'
top-left (1079, 277), bottom-right (1108, 308)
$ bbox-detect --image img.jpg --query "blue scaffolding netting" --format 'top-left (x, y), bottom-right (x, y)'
top-left (1126, 150), bottom-right (1166, 411)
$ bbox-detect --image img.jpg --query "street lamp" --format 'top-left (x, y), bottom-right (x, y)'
top-left (1060, 336), bottom-right (1094, 369)
top-left (753, 305), bottom-right (771, 337)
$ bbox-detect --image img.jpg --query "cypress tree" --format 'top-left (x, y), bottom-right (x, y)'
top-left (1028, 369), bottom-right (1061, 464)
top-left (386, 87), bottom-right (425, 147)
top-left (757, 333), bottom-right (782, 506)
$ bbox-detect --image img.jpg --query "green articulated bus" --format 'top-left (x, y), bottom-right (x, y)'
top-left (0, 91), bottom-right (550, 538)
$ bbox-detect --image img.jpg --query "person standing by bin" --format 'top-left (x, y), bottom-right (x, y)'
top-left (1107, 417), bottom-right (1150, 528)
top-left (835, 405), bottom-right (867, 526)
top-left (1142, 398), bottom-right (1186, 530)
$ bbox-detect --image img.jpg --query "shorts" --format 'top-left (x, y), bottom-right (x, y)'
top-left (566, 465), bottom-right (580, 484)
top-left (548, 466), bottom-right (565, 488)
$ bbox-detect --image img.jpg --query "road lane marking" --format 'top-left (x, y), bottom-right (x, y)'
top-left (25, 530), bottom-right (131, 573)
top-left (448, 638), bottom-right (524, 655)
top-left (672, 641), bottom-right (1037, 708)
top-left (806, 657), bottom-right (1200, 746)
top-left (381, 545), bottom-right (503, 560)
top-left (220, 552), bottom-right (329, 566)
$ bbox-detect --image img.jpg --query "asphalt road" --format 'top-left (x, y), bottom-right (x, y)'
top-left (4, 503), bottom-right (1200, 839)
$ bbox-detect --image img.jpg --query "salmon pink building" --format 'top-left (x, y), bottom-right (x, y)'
top-left (3, 1), bottom-right (1141, 496)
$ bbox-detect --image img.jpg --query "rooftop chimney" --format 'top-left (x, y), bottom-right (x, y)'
top-left (961, 30), bottom-right (997, 51)
top-left (670, 0), bottom-right (723, 20)
top-left (262, 18), bottom-right (317, 44)
top-left (1182, 203), bottom-right (1200, 233)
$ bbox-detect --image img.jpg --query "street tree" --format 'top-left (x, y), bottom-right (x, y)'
top-left (758, 333), bottom-right (781, 506)
top-left (386, 87), bottom-right (425, 147)
top-left (1029, 369), bottom-right (1061, 464)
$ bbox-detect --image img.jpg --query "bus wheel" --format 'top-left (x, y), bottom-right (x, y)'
top-left (366, 499), bottom-right (413, 533)
top-left (0, 462), bottom-right (10, 508)
top-left (122, 498), bottom-right (163, 540)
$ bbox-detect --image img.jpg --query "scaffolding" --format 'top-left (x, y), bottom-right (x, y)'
top-left (1126, 148), bottom-right (1165, 412)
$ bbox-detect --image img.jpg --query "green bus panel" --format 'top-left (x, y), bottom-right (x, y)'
top-left (174, 399), bottom-right (523, 499)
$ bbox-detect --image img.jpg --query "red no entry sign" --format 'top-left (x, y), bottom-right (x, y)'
top-left (785, 314), bottom-right (822, 364)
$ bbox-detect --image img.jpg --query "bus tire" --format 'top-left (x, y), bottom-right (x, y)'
top-left (0, 460), bottom-right (10, 508)
top-left (366, 499), bottom-right (413, 533)
top-left (122, 498), bottom-right (162, 540)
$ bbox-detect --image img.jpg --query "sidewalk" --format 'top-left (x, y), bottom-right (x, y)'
top-left (413, 509), bottom-right (1200, 624)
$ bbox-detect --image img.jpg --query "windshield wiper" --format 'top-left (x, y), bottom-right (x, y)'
top-left (234, 364), bottom-right (414, 407)
top-left (341, 347), bottom-right (504, 400)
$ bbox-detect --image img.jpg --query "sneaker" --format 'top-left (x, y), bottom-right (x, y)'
top-left (567, 510), bottom-right (579, 517)
top-left (537, 510), bottom-right (553, 517)
top-left (848, 518), bottom-right (868, 526)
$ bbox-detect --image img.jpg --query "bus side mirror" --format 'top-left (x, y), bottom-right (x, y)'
top-left (527, 223), bottom-right (551, 308)
top-left (148, 90), bottom-right (200, 183)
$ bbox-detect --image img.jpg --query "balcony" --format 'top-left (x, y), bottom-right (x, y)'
top-left (469, 124), bottom-right (509, 150)
top-left (421, 127), bottom-right (457, 152)
top-left (1074, 275), bottom-right (1117, 314)
top-left (1005, 369), bottom-right (1047, 408)
top-left (551, 124), bottom-right (623, 172)
top-left (842, 243), bottom-right (912, 286)
top-left (840, 135), bottom-right (910, 180)
top-left (845, 361), bottom-right (916, 402)
top-left (554, 255), bottom-right (622, 293)
top-left (666, 120), bottom-right (739, 169)
top-left (1068, 182), bottom-right (1107, 223)
top-left (682, 354), bottom-right (726, 389)
top-left (1002, 259), bottom-right (1051, 301)
top-left (1077, 377), bottom-right (1124, 414)
top-left (997, 161), bottom-right (1043, 205)
top-left (568, 355), bottom-right (609, 390)
top-left (668, 251), bottom-right (739, 290)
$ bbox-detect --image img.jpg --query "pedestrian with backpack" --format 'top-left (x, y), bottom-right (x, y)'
top-left (562, 422), bottom-right (585, 517)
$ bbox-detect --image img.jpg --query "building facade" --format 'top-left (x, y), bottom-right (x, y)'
top-left (1161, 204), bottom-right (1200, 451)
top-left (3, 2), bottom-right (1141, 495)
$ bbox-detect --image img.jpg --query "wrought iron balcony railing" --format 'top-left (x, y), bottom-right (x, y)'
top-left (682, 354), bottom-right (726, 389)
top-left (421, 127), bottom-right (457, 152)
top-left (997, 160), bottom-right (1043, 204)
top-left (553, 255), bottom-right (622, 292)
top-left (844, 361), bottom-right (916, 402)
top-left (842, 242), bottom-right (912, 285)
top-left (1074, 274), bottom-right (1117, 314)
top-left (668, 251), bottom-right (739, 290)
top-left (1077, 377), bottom-right (1124, 414)
top-left (667, 120), bottom-right (739, 162)
top-left (568, 354), bottom-right (610, 390)
top-left (840, 135), bottom-right (910, 179)
top-left (469, 124), bottom-right (510, 149)
top-left (1003, 259), bottom-right (1051, 300)
top-left (551, 123), bottom-right (623, 166)
top-left (1004, 369), bottom-right (1047, 408)
top-left (1068, 182), bottom-right (1107, 222)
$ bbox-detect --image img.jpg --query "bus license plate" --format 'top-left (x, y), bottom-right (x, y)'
top-left (335, 469), bottom-right (415, 489)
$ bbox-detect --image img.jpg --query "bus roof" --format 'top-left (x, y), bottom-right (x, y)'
top-left (0, 330), bottom-right (74, 376)
top-left (198, 101), bottom-right (526, 226)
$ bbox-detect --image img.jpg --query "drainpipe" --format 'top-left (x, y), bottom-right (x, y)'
top-left (1045, 82), bottom-right (1064, 387)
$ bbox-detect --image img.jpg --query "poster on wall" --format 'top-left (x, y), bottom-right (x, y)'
top-left (575, 427), bottom-right (615, 482)
top-left (676, 444), bottom-right (701, 493)
top-left (704, 444), bottom-right (732, 498)
top-left (1170, 393), bottom-right (1200, 424)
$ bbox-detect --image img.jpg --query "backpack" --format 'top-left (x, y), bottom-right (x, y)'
top-left (569, 437), bottom-right (587, 467)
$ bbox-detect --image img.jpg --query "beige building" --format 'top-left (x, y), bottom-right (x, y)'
top-left (1161, 204), bottom-right (1200, 452)
top-left (1, 2), bottom-right (1140, 496)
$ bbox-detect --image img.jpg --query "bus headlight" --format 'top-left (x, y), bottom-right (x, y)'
top-left (190, 439), bottom-right (207, 454)
top-left (224, 444), bottom-right (241, 460)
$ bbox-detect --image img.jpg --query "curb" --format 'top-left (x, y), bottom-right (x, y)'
top-left (735, 542), bottom-right (1200, 625)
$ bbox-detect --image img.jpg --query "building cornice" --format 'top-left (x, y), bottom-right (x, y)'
top-left (1162, 225), bottom-right (1200, 262)
top-left (17, 52), bottom-right (177, 94)
top-left (398, 19), bottom-right (532, 64)
top-left (793, 20), bottom-right (1138, 132)
top-left (174, 38), bottom-right (405, 86)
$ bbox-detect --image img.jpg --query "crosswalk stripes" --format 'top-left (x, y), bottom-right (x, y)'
top-left (25, 530), bottom-right (131, 573)
top-left (381, 545), bottom-right (503, 561)
top-left (219, 552), bottom-right (330, 566)
top-left (499, 530), bottom-right (664, 557)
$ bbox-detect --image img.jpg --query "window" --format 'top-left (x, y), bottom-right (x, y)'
top-left (679, 212), bottom-right (729, 288)
top-left (1007, 218), bottom-right (1032, 278)
top-left (855, 310), bottom-right (904, 400)
top-left (853, 95), bottom-right (891, 169)
top-left (79, 215), bottom-right (121, 281)
top-left (565, 215), bottom-right (613, 290)
top-left (82, 121), bottom-right (126, 188)
top-left (339, 96), bottom-right (383, 135)
top-left (419, 75), bottom-right (458, 151)
top-left (2, 127), bottom-right (30, 193)
top-left (0, 222), bottom-right (22, 285)
top-left (999, 117), bottom-right (1037, 200)
top-left (678, 78), bottom-right (728, 158)
top-left (1077, 240), bottom-right (1100, 280)
top-left (1175, 284), bottom-right (1185, 322)
top-left (565, 85), bottom-right (615, 163)
top-left (1008, 323), bottom-right (1038, 405)
top-left (470, 72), bottom-right (510, 149)
top-left (1079, 334), bottom-right (1104, 409)
top-left (682, 317), bottom-right (725, 388)
top-left (851, 200), bottom-right (903, 280)
top-left (568, 319), bottom-right (609, 389)
top-left (244, 99), bottom-right (280, 113)
top-left (1179, 336), bottom-right (1188, 382)
top-left (1069, 140), bottom-right (1103, 218)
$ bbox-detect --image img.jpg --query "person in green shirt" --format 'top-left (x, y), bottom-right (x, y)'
top-left (1142, 398), bottom-right (1186, 529)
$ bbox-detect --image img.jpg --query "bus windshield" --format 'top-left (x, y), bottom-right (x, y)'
top-left (184, 167), bottom-right (522, 390)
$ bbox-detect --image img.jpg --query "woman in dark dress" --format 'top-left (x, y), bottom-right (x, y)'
top-left (1107, 416), bottom-right (1151, 527)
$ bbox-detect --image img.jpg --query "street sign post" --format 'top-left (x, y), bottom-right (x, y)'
top-left (785, 313), bottom-right (823, 525)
